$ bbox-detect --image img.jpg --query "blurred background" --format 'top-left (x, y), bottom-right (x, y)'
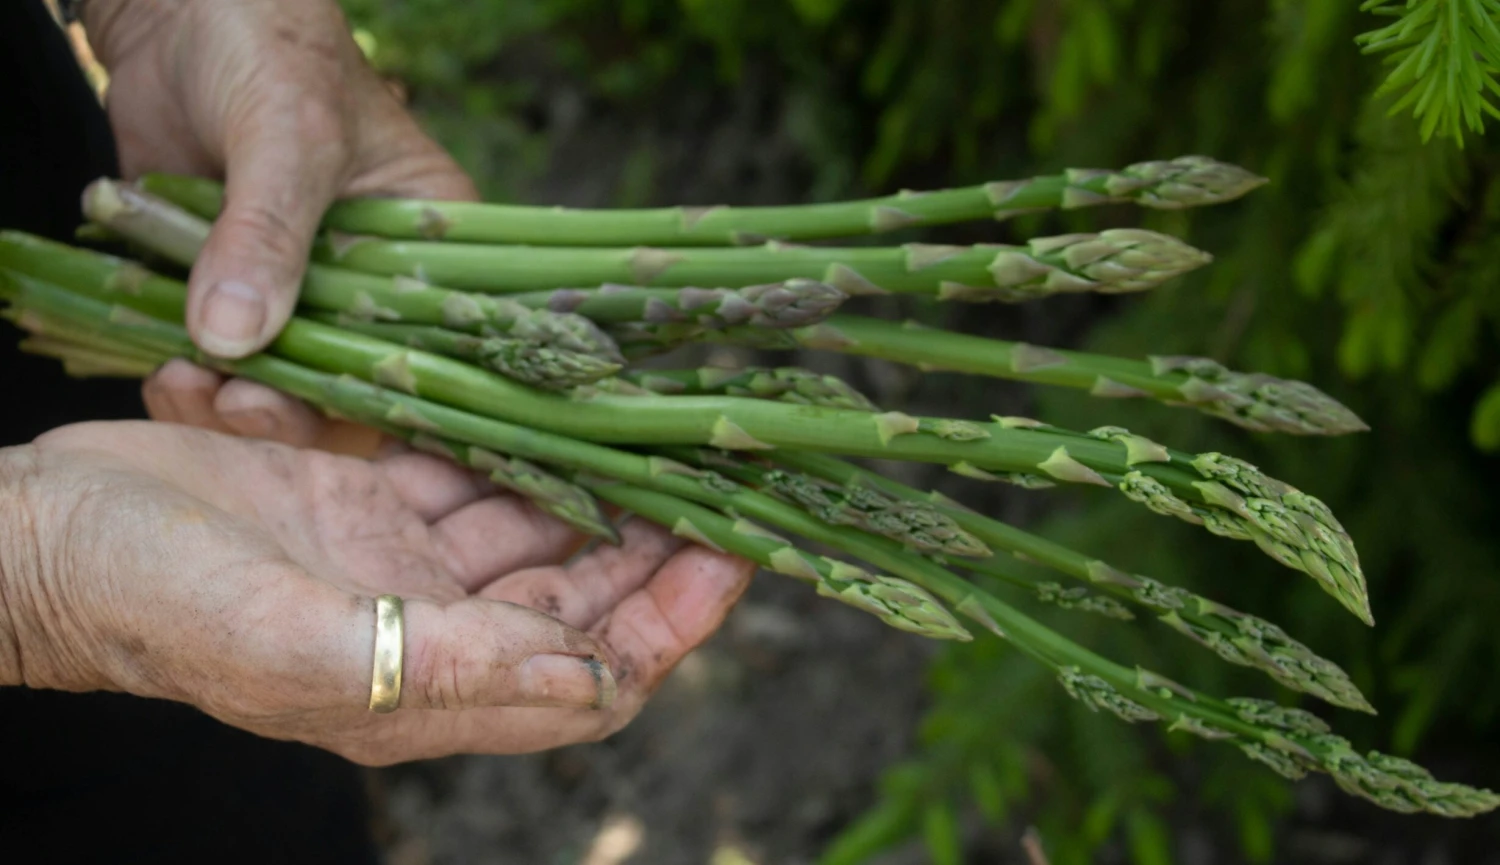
top-left (55, 1), bottom-right (1500, 862)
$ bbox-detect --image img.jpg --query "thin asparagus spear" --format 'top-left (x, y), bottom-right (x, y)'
top-left (71, 182), bottom-right (625, 362)
top-left (0, 242), bottom-right (1370, 623)
top-left (2, 269), bottom-right (1491, 818)
top-left (595, 366), bottom-right (879, 412)
top-left (311, 230), bottom-right (1212, 301)
top-left (141, 156), bottom-right (1265, 246)
top-left (506, 281), bottom-right (846, 328)
top-left (585, 483), bottom-right (972, 640)
top-left (301, 312), bottom-right (619, 390)
top-left (668, 315), bottom-right (1370, 436)
top-left (770, 449), bottom-right (1374, 713)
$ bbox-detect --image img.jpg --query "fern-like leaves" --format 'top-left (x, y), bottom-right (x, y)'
top-left (1357, 0), bottom-right (1500, 144)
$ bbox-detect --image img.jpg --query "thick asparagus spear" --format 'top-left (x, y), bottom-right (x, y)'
top-left (597, 366), bottom-right (879, 412)
top-left (140, 156), bottom-right (1264, 246)
top-left (668, 315), bottom-right (1368, 436)
top-left (71, 182), bottom-right (625, 362)
top-left (311, 230), bottom-right (1212, 301)
top-left (507, 281), bottom-right (846, 328)
top-left (301, 312), bottom-right (619, 390)
top-left (0, 239), bottom-right (1370, 623)
top-left (3, 269), bottom-right (1491, 818)
top-left (769, 449), bottom-right (1373, 712)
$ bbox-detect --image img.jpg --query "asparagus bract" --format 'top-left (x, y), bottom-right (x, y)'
top-left (511, 281), bottom-right (846, 328)
top-left (3, 265), bottom-right (1491, 819)
top-left (142, 156), bottom-right (1264, 246)
top-left (684, 315), bottom-right (1368, 436)
top-left (73, 181), bottom-right (625, 363)
top-left (312, 231), bottom-right (1212, 301)
top-left (772, 450), bottom-right (1374, 712)
top-left (0, 234), bottom-right (1368, 619)
top-left (603, 366), bottom-right (880, 411)
top-left (303, 312), bottom-right (619, 390)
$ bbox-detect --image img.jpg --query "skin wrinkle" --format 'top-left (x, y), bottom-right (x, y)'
top-left (0, 445), bottom-right (43, 686)
top-left (5, 0), bottom-right (756, 763)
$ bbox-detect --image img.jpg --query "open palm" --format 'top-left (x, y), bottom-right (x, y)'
top-left (7, 410), bottom-right (752, 766)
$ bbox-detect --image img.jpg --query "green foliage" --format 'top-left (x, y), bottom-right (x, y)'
top-left (335, 0), bottom-right (1500, 860)
top-left (1357, 0), bottom-right (1500, 144)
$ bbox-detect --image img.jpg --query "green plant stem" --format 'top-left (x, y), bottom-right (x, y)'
top-left (0, 235), bottom-right (1370, 623)
top-left (311, 230), bottom-right (1212, 301)
top-left (301, 312), bottom-right (619, 390)
top-left (679, 314), bottom-right (1369, 437)
top-left (771, 449), bottom-right (1374, 713)
top-left (505, 281), bottom-right (847, 328)
top-left (598, 366), bottom-right (879, 411)
top-left (2, 266), bottom-right (1492, 818)
top-left (71, 182), bottom-right (624, 361)
top-left (140, 157), bottom-right (1265, 245)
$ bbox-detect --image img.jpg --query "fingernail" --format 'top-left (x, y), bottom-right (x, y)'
top-left (198, 281), bottom-right (266, 357)
top-left (221, 407), bottom-right (279, 439)
top-left (518, 654), bottom-right (617, 710)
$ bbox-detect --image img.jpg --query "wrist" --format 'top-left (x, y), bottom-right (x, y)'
top-left (0, 444), bottom-right (41, 687)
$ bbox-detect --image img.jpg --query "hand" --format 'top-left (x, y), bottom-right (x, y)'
top-left (0, 418), bottom-right (754, 765)
top-left (84, 0), bottom-right (473, 445)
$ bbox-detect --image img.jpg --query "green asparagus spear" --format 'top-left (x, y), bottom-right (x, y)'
top-left (71, 181), bottom-right (625, 362)
top-left (3, 268), bottom-right (1490, 818)
top-left (140, 156), bottom-right (1264, 246)
top-left (507, 281), bottom-right (846, 328)
top-left (597, 366), bottom-right (879, 412)
top-left (301, 312), bottom-right (619, 390)
top-left (312, 230), bottom-right (1212, 301)
top-left (0, 239), bottom-right (1370, 622)
top-left (397, 432), bottom-right (619, 541)
top-left (770, 449), bottom-right (1373, 712)
top-left (672, 315), bottom-right (1369, 436)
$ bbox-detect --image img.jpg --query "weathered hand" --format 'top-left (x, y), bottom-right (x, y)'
top-left (82, 0), bottom-right (474, 442)
top-left (0, 418), bottom-right (754, 765)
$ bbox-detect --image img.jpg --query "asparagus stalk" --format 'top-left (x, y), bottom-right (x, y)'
top-left (3, 269), bottom-right (1491, 818)
top-left (140, 156), bottom-right (1265, 246)
top-left (507, 281), bottom-right (847, 328)
top-left (769, 449), bottom-right (1374, 713)
top-left (311, 230), bottom-right (1213, 301)
top-left (71, 182), bottom-right (625, 363)
top-left (0, 237), bottom-right (1370, 623)
top-left (673, 315), bottom-right (1368, 436)
top-left (585, 483), bottom-right (972, 640)
top-left (597, 366), bottom-right (880, 412)
top-left (384, 428), bottom-right (619, 541)
top-left (301, 312), bottom-right (619, 390)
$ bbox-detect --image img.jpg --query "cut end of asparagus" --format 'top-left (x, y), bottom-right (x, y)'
top-left (1151, 355), bottom-right (1369, 436)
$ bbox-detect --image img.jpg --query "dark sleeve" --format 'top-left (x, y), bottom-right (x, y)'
top-left (0, 7), bottom-right (380, 863)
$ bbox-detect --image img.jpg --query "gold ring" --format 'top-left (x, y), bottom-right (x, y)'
top-left (368, 594), bottom-right (404, 713)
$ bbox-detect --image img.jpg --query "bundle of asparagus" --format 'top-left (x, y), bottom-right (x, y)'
top-left (1, 157), bottom-right (1493, 818)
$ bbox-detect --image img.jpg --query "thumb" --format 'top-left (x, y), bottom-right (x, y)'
top-left (316, 592), bottom-right (618, 712)
top-left (185, 105), bottom-right (347, 358)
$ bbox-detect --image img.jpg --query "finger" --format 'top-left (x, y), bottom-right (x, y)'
top-left (377, 450), bottom-right (497, 522)
top-left (141, 359), bottom-right (233, 433)
top-left (582, 547), bottom-right (754, 730)
top-left (185, 95), bottom-right (348, 358)
top-left (457, 546), bottom-right (754, 750)
top-left (268, 578), bottom-right (617, 713)
top-left (430, 496), bottom-right (597, 592)
top-left (213, 377), bottom-right (327, 445)
top-left (476, 518), bottom-right (683, 626)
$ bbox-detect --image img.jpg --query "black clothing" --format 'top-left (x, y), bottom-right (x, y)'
top-left (0, 4), bottom-right (379, 862)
